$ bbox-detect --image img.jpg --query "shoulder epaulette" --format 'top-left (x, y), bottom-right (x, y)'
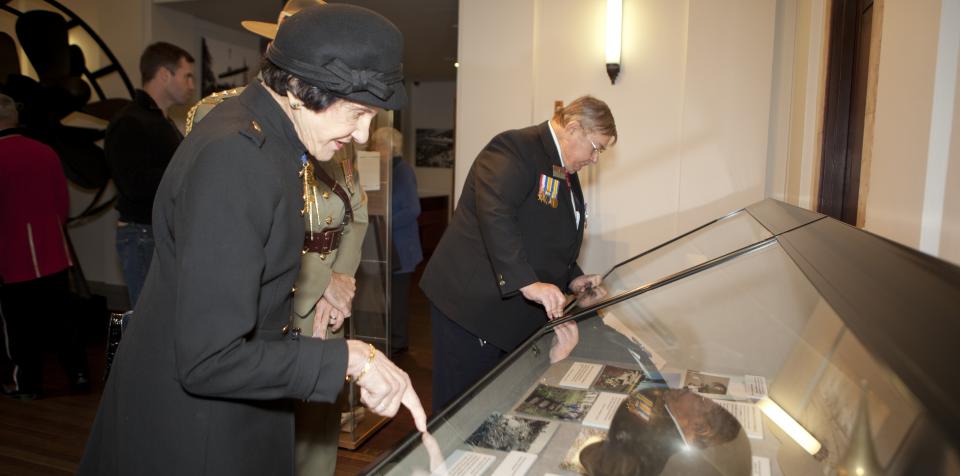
top-left (184, 87), bottom-right (245, 135)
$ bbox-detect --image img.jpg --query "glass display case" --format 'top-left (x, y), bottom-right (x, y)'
top-left (340, 113), bottom-right (395, 449)
top-left (362, 199), bottom-right (960, 475)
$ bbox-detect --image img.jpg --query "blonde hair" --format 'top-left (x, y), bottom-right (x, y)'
top-left (553, 95), bottom-right (618, 144)
top-left (370, 127), bottom-right (403, 156)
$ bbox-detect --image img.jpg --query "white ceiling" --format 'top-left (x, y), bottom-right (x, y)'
top-left (157, 0), bottom-right (459, 81)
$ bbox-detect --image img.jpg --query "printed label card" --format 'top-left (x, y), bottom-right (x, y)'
top-left (490, 451), bottom-right (537, 476)
top-left (716, 400), bottom-right (764, 440)
top-left (682, 370), bottom-right (768, 400)
top-left (752, 456), bottom-right (772, 476)
top-left (434, 450), bottom-right (496, 476)
top-left (559, 362), bottom-right (604, 389)
top-left (582, 392), bottom-right (628, 429)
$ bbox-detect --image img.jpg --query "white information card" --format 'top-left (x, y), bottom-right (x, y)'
top-left (752, 456), bottom-right (772, 476)
top-left (716, 400), bottom-right (764, 439)
top-left (582, 392), bottom-right (628, 429)
top-left (490, 451), bottom-right (537, 476)
top-left (355, 150), bottom-right (381, 191)
top-left (559, 362), bottom-right (603, 389)
top-left (435, 450), bottom-right (496, 476)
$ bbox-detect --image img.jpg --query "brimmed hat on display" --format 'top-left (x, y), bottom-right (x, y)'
top-left (241, 0), bottom-right (325, 40)
top-left (265, 4), bottom-right (406, 110)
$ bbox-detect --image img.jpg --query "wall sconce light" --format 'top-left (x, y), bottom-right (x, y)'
top-left (605, 0), bottom-right (623, 84)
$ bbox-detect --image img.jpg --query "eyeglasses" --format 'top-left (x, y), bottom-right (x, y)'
top-left (589, 139), bottom-right (606, 157)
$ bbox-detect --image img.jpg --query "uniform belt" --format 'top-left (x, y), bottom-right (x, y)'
top-left (303, 226), bottom-right (344, 255)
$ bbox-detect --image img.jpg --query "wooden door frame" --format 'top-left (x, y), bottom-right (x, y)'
top-left (818, 0), bottom-right (879, 226)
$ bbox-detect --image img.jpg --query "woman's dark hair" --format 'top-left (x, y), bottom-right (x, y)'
top-left (260, 59), bottom-right (339, 112)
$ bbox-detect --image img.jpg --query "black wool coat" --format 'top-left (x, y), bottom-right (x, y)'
top-left (78, 83), bottom-right (348, 476)
top-left (420, 121), bottom-right (585, 351)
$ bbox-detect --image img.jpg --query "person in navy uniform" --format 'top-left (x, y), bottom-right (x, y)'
top-left (420, 96), bottom-right (617, 412)
top-left (78, 6), bottom-right (426, 475)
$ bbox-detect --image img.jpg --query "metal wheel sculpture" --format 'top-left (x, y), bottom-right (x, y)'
top-left (1, 0), bottom-right (135, 223)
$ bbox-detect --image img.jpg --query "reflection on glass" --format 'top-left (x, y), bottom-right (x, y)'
top-left (758, 397), bottom-right (823, 457)
top-left (601, 210), bottom-right (772, 299)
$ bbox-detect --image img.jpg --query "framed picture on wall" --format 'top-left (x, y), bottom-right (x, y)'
top-left (201, 37), bottom-right (259, 97)
top-left (415, 128), bottom-right (454, 168)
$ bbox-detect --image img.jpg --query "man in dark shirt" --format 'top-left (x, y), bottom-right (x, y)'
top-left (106, 42), bottom-right (195, 307)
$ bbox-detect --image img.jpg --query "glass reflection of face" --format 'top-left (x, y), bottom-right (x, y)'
top-left (665, 390), bottom-right (721, 449)
top-left (288, 96), bottom-right (377, 161)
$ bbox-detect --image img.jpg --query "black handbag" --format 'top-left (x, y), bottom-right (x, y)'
top-left (104, 310), bottom-right (133, 380)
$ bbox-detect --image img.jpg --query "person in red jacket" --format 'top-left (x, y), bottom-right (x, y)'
top-left (0, 93), bottom-right (88, 399)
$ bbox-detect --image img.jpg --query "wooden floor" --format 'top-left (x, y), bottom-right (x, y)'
top-left (0, 281), bottom-right (434, 476)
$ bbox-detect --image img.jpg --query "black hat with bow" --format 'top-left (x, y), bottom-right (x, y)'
top-left (265, 4), bottom-right (405, 110)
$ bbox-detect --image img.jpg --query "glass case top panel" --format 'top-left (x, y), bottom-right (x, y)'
top-left (599, 240), bottom-right (937, 475)
top-left (601, 210), bottom-right (773, 298)
top-left (369, 237), bottom-right (957, 476)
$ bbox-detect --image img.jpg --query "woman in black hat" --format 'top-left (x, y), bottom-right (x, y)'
top-left (78, 6), bottom-right (425, 476)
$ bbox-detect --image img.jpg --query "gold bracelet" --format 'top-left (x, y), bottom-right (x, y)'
top-left (346, 343), bottom-right (376, 383)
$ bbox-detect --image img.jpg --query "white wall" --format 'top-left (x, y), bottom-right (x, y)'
top-left (458, 0), bottom-right (960, 268)
top-left (458, 0), bottom-right (778, 272)
top-left (774, 0), bottom-right (960, 266)
top-left (151, 4), bottom-right (262, 133)
top-left (406, 81), bottom-right (456, 199)
top-left (455, 0), bottom-right (536, 199)
top-left (865, 0), bottom-right (947, 249)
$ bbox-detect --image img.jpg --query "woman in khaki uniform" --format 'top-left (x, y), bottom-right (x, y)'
top-left (292, 144), bottom-right (368, 476)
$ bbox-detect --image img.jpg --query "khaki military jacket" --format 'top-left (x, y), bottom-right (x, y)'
top-left (187, 87), bottom-right (369, 336)
top-left (294, 144), bottom-right (368, 325)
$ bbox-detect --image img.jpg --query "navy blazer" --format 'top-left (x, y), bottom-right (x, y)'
top-left (420, 121), bottom-right (585, 351)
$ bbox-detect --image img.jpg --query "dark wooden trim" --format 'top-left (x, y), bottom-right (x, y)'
top-left (819, 0), bottom-right (874, 225)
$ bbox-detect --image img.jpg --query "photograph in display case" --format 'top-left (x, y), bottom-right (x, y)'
top-left (515, 384), bottom-right (598, 422)
top-left (681, 370), bottom-right (768, 400)
top-left (464, 413), bottom-right (558, 454)
top-left (593, 365), bottom-right (646, 393)
top-left (683, 369), bottom-right (731, 395)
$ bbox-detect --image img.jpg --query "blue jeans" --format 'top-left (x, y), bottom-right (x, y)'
top-left (116, 222), bottom-right (154, 308)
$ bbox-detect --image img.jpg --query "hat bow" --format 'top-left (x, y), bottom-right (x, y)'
top-left (323, 58), bottom-right (399, 101)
